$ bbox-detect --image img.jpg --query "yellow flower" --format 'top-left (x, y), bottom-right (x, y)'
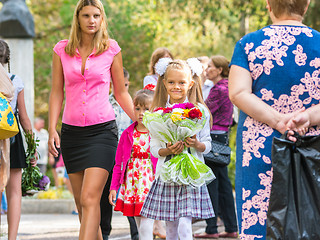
top-left (171, 112), bottom-right (182, 123)
top-left (182, 109), bottom-right (190, 118)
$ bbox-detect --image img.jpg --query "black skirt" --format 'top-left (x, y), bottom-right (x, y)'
top-left (61, 121), bottom-right (118, 174)
top-left (10, 127), bottom-right (27, 169)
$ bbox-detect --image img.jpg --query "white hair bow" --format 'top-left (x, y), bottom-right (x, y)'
top-left (154, 57), bottom-right (173, 76)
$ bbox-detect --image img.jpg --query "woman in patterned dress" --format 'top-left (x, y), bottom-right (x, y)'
top-left (229, 0), bottom-right (320, 239)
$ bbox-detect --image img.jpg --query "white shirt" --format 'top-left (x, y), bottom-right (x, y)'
top-left (202, 79), bottom-right (214, 101)
top-left (34, 128), bottom-right (49, 165)
top-left (150, 99), bottom-right (212, 178)
top-left (143, 74), bottom-right (158, 87)
top-left (7, 73), bottom-right (24, 114)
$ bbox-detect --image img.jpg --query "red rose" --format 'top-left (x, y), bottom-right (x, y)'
top-left (134, 171), bottom-right (139, 179)
top-left (188, 108), bottom-right (202, 119)
top-left (163, 107), bottom-right (173, 113)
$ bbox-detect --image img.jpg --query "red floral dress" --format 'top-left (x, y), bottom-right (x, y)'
top-left (114, 128), bottom-right (155, 216)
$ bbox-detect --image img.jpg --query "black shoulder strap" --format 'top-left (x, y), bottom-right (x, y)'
top-left (10, 74), bottom-right (15, 81)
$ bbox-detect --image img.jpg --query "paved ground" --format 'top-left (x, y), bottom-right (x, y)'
top-left (1, 212), bottom-right (239, 239)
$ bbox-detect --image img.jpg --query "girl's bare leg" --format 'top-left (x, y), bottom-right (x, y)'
top-left (6, 168), bottom-right (22, 240)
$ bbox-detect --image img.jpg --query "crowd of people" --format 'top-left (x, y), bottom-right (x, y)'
top-left (1, 0), bottom-right (320, 239)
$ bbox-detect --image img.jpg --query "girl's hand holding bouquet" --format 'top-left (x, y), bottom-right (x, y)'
top-left (21, 132), bottom-right (50, 196)
top-left (143, 103), bottom-right (215, 187)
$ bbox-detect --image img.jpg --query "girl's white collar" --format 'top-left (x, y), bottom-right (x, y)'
top-left (166, 96), bottom-right (189, 107)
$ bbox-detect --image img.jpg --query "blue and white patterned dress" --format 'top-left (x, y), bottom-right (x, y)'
top-left (230, 25), bottom-right (320, 240)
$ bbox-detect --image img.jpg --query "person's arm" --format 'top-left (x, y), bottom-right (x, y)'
top-left (185, 106), bottom-right (211, 153)
top-left (229, 65), bottom-right (297, 134)
top-left (48, 52), bottom-right (64, 157)
top-left (111, 52), bottom-right (135, 121)
top-left (17, 89), bottom-right (36, 166)
top-left (17, 89), bottom-right (32, 133)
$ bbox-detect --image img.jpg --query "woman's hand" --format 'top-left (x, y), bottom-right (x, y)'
top-left (287, 111), bottom-right (310, 135)
top-left (286, 111), bottom-right (310, 142)
top-left (167, 141), bottom-right (185, 155)
top-left (109, 190), bottom-right (117, 207)
top-left (273, 108), bottom-right (306, 134)
top-left (48, 130), bottom-right (60, 157)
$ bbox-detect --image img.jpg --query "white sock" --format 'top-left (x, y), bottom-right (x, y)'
top-left (135, 216), bottom-right (154, 240)
top-left (166, 219), bottom-right (179, 240)
top-left (177, 217), bottom-right (193, 240)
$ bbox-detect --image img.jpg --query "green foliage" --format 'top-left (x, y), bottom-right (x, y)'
top-left (26, 1), bottom-right (319, 185)
top-left (21, 132), bottom-right (42, 196)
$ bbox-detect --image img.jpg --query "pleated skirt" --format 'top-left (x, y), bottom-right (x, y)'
top-left (140, 178), bottom-right (215, 221)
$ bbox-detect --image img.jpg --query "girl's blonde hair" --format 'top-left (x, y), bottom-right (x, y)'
top-left (151, 59), bottom-right (205, 109)
top-left (268, 0), bottom-right (309, 18)
top-left (65, 0), bottom-right (109, 56)
top-left (134, 89), bottom-right (154, 108)
top-left (148, 47), bottom-right (174, 75)
top-left (210, 55), bottom-right (230, 78)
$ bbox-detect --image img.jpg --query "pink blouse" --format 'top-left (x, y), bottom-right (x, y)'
top-left (53, 39), bottom-right (121, 127)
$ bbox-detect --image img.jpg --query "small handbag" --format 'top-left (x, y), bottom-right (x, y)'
top-left (204, 140), bottom-right (231, 167)
top-left (0, 92), bottom-right (19, 139)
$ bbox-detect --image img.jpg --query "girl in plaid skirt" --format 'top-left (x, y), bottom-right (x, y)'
top-left (140, 59), bottom-right (215, 240)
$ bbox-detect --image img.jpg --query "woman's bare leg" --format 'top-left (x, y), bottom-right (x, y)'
top-left (69, 168), bottom-right (108, 240)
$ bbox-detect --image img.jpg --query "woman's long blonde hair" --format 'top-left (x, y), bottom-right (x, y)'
top-left (65, 0), bottom-right (109, 56)
top-left (151, 59), bottom-right (205, 109)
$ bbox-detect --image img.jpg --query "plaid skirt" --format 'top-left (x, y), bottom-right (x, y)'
top-left (140, 178), bottom-right (215, 221)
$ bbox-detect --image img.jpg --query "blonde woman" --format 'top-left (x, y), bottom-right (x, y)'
top-left (48, 0), bottom-right (134, 239)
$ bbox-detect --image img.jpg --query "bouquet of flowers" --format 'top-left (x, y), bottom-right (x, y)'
top-left (143, 102), bottom-right (215, 187)
top-left (21, 132), bottom-right (50, 196)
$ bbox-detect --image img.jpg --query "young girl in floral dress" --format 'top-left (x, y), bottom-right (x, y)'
top-left (109, 89), bottom-right (156, 240)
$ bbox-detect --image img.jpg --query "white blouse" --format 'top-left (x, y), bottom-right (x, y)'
top-left (150, 98), bottom-right (212, 178)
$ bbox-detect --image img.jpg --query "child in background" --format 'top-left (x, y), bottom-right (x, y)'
top-left (143, 47), bottom-right (173, 87)
top-left (109, 89), bottom-right (157, 240)
top-left (105, 68), bottom-right (138, 240)
top-left (140, 59), bottom-right (215, 240)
